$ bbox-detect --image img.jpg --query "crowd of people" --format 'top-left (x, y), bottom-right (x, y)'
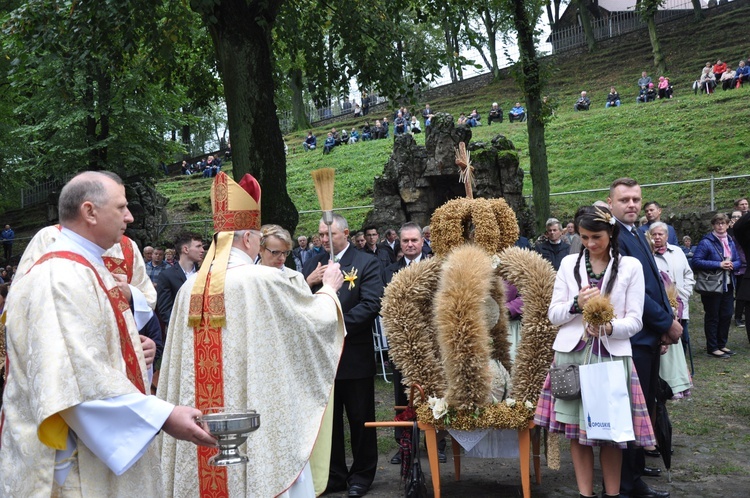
top-left (179, 154), bottom-right (223, 177)
top-left (2, 166), bottom-right (750, 498)
top-left (692, 59), bottom-right (750, 94)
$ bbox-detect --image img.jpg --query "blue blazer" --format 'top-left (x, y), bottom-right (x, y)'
top-left (616, 222), bottom-right (674, 348)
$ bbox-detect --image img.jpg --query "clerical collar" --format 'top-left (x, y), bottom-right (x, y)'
top-left (229, 246), bottom-right (255, 266)
top-left (58, 227), bottom-right (107, 265)
top-left (334, 243), bottom-right (350, 262)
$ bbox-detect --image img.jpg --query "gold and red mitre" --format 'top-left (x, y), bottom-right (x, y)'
top-left (188, 172), bottom-right (261, 326)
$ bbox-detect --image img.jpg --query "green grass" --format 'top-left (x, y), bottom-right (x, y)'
top-left (151, 5), bottom-right (750, 239)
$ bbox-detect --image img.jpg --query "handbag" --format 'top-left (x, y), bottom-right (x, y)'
top-left (549, 363), bottom-right (581, 400)
top-left (404, 421), bottom-right (428, 498)
top-left (549, 339), bottom-right (594, 400)
top-left (694, 269), bottom-right (724, 295)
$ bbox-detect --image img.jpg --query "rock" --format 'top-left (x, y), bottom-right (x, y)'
top-left (365, 113), bottom-right (529, 234)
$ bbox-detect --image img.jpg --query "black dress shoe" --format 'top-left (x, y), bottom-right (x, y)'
top-left (644, 448), bottom-right (661, 458)
top-left (438, 449), bottom-right (447, 463)
top-left (390, 452), bottom-right (401, 465)
top-left (643, 466), bottom-right (661, 477)
top-left (632, 483), bottom-right (670, 498)
top-left (348, 483), bottom-right (369, 497)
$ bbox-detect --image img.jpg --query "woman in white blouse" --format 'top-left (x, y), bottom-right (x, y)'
top-left (535, 206), bottom-right (654, 498)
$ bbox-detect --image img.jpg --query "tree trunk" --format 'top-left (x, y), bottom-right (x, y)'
top-left (575, 0), bottom-right (597, 52)
top-left (482, 9), bottom-right (500, 79)
top-left (646, 15), bottom-right (666, 73)
top-left (690, 0), bottom-right (704, 21)
top-left (511, 0), bottom-right (550, 233)
top-left (200, 0), bottom-right (298, 231)
top-left (289, 67), bottom-right (310, 131)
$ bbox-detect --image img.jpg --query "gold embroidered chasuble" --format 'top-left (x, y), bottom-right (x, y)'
top-left (14, 225), bottom-right (157, 309)
top-left (0, 248), bottom-right (159, 497)
top-left (158, 253), bottom-right (344, 498)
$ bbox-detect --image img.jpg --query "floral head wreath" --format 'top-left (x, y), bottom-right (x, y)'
top-left (592, 206), bottom-right (617, 226)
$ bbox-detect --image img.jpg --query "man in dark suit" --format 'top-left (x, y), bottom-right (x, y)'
top-left (303, 214), bottom-right (384, 498)
top-left (380, 228), bottom-right (400, 263)
top-left (383, 223), bottom-right (445, 465)
top-left (362, 226), bottom-right (392, 271)
top-left (608, 178), bottom-right (681, 498)
top-left (156, 232), bottom-right (205, 328)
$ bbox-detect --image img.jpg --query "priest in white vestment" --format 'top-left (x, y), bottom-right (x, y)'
top-left (0, 171), bottom-right (216, 497)
top-left (158, 172), bottom-right (346, 497)
top-left (15, 224), bottom-right (157, 309)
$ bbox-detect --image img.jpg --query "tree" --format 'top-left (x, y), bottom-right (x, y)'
top-left (190, 0), bottom-right (298, 230)
top-left (690, 0), bottom-right (704, 21)
top-left (638, 0), bottom-right (667, 74)
top-left (2, 0), bottom-right (190, 178)
top-left (506, 0), bottom-right (550, 232)
top-left (574, 0), bottom-right (597, 52)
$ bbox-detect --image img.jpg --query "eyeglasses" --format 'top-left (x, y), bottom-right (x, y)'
top-left (265, 247), bottom-right (291, 258)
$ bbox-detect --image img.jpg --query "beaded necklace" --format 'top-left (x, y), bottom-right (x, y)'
top-left (585, 251), bottom-right (608, 280)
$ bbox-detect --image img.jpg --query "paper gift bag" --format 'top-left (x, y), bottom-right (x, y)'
top-left (579, 358), bottom-right (635, 443)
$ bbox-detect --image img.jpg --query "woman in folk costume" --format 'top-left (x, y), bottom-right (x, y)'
top-left (535, 206), bottom-right (655, 498)
top-left (158, 172), bottom-right (346, 498)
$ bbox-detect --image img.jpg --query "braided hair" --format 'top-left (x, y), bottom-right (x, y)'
top-left (572, 206), bottom-right (621, 296)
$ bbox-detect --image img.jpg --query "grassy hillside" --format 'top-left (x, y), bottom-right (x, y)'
top-left (156, 4), bottom-right (750, 240)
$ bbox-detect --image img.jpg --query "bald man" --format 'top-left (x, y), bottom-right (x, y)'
top-left (0, 171), bottom-right (214, 496)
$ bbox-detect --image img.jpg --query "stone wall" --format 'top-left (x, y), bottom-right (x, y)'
top-left (364, 113), bottom-right (529, 233)
top-left (124, 180), bottom-right (170, 248)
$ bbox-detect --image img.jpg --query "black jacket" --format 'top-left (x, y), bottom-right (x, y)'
top-left (303, 246), bottom-right (384, 379)
top-left (156, 263), bottom-right (196, 328)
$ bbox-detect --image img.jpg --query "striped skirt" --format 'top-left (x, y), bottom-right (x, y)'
top-left (534, 352), bottom-right (656, 449)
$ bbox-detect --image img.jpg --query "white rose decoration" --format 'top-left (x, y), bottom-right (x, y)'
top-left (504, 398), bottom-right (516, 408)
top-left (431, 398), bottom-right (449, 419)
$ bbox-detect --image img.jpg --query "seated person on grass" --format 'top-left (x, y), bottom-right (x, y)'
top-left (733, 60), bottom-right (750, 88)
top-left (322, 132), bottom-right (336, 154)
top-left (467, 109), bottom-right (481, 127)
top-left (696, 67), bottom-right (716, 94)
top-left (410, 116), bottom-right (421, 134)
top-left (394, 111), bottom-right (407, 136)
top-left (330, 127), bottom-right (341, 146)
top-left (721, 66), bottom-right (736, 91)
top-left (605, 87), bottom-right (621, 107)
top-left (362, 122), bottom-right (372, 141)
top-left (457, 112), bottom-right (468, 125)
top-left (382, 117), bottom-right (390, 138)
top-left (340, 128), bottom-right (349, 144)
top-left (713, 59), bottom-right (727, 82)
top-left (373, 120), bottom-right (383, 139)
top-left (638, 71), bottom-right (652, 96)
top-left (657, 76), bottom-right (673, 99)
top-left (488, 102), bottom-right (503, 124)
top-left (303, 131), bottom-right (317, 151)
top-left (637, 83), bottom-right (657, 103)
top-left (349, 128), bottom-right (360, 144)
top-left (573, 91), bottom-right (590, 111)
top-left (422, 104), bottom-right (434, 126)
top-left (508, 102), bottom-right (526, 122)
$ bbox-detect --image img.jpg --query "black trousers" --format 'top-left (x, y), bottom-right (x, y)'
top-left (329, 377), bottom-right (378, 488)
top-left (701, 288), bottom-right (734, 352)
top-left (620, 344), bottom-right (660, 495)
top-left (734, 277), bottom-right (746, 321)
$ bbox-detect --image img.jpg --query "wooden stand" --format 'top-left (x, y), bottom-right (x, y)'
top-left (365, 384), bottom-right (542, 497)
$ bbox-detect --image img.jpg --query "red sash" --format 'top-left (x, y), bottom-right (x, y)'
top-left (194, 272), bottom-right (228, 497)
top-left (34, 251), bottom-right (146, 394)
top-left (103, 235), bottom-right (135, 283)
